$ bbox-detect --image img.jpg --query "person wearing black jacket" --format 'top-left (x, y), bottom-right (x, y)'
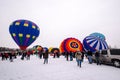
top-left (95, 51), bottom-right (101, 65)
top-left (43, 49), bottom-right (49, 64)
top-left (87, 50), bottom-right (93, 64)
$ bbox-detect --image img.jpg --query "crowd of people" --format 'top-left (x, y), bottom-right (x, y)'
top-left (0, 47), bottom-right (102, 67)
top-left (0, 47), bottom-right (55, 64)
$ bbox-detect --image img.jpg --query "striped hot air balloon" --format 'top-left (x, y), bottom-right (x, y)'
top-left (83, 36), bottom-right (109, 52)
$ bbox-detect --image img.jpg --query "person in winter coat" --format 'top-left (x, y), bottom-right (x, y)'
top-left (69, 51), bottom-right (73, 61)
top-left (95, 51), bottom-right (101, 65)
top-left (81, 51), bottom-right (85, 62)
top-left (43, 49), bottom-right (49, 64)
top-left (9, 53), bottom-right (13, 62)
top-left (39, 48), bottom-right (43, 59)
top-left (21, 50), bottom-right (26, 60)
top-left (75, 51), bottom-right (82, 67)
top-left (65, 51), bottom-right (69, 61)
top-left (87, 50), bottom-right (93, 64)
top-left (26, 50), bottom-right (31, 60)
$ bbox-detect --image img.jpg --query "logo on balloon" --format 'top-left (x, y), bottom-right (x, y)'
top-left (70, 42), bottom-right (78, 48)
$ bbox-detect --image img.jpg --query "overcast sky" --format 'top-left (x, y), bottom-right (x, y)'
top-left (0, 0), bottom-right (120, 49)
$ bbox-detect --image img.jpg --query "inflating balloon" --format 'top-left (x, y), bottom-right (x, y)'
top-left (9, 19), bottom-right (40, 50)
top-left (48, 47), bottom-right (53, 53)
top-left (51, 48), bottom-right (60, 53)
top-left (33, 45), bottom-right (43, 51)
top-left (43, 47), bottom-right (48, 51)
top-left (83, 36), bottom-right (108, 52)
top-left (59, 37), bottom-right (83, 53)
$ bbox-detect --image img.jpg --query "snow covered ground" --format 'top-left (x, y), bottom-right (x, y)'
top-left (0, 55), bottom-right (120, 80)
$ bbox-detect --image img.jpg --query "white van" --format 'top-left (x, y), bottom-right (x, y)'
top-left (92, 49), bottom-right (120, 67)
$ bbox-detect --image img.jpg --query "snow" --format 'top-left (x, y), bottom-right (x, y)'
top-left (0, 55), bottom-right (120, 80)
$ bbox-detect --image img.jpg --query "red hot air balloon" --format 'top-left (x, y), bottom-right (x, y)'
top-left (59, 37), bottom-right (83, 53)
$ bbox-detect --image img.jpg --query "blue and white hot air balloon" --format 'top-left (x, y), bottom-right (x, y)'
top-left (83, 36), bottom-right (109, 52)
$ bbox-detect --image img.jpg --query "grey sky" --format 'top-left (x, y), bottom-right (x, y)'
top-left (0, 0), bottom-right (120, 48)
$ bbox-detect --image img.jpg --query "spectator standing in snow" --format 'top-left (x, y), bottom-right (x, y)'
top-left (26, 50), bottom-right (31, 60)
top-left (43, 49), bottom-right (49, 64)
top-left (9, 51), bottom-right (15, 62)
top-left (87, 50), bottom-right (93, 64)
top-left (53, 51), bottom-right (56, 58)
top-left (95, 51), bottom-right (101, 65)
top-left (21, 50), bottom-right (26, 60)
top-left (65, 51), bottom-right (69, 61)
top-left (1, 53), bottom-right (5, 60)
top-left (81, 51), bottom-right (85, 62)
top-left (39, 48), bottom-right (43, 59)
top-left (69, 51), bottom-right (73, 61)
top-left (75, 51), bottom-right (82, 67)
top-left (9, 53), bottom-right (13, 62)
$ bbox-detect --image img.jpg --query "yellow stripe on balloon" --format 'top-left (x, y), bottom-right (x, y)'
top-left (15, 22), bottom-right (20, 25)
top-left (32, 36), bottom-right (35, 39)
top-left (19, 33), bottom-right (23, 37)
top-left (26, 34), bottom-right (30, 38)
top-left (12, 33), bottom-right (16, 37)
top-left (24, 23), bottom-right (28, 27)
top-left (32, 25), bottom-right (36, 29)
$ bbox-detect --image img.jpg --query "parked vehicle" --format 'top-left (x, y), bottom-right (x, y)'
top-left (92, 49), bottom-right (120, 67)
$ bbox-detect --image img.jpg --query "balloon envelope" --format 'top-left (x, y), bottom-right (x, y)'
top-left (51, 48), bottom-right (60, 53)
top-left (59, 37), bottom-right (83, 53)
top-left (48, 47), bottom-right (53, 52)
top-left (83, 36), bottom-right (108, 52)
top-left (9, 19), bottom-right (40, 50)
top-left (43, 47), bottom-right (48, 51)
top-left (33, 45), bottom-right (43, 51)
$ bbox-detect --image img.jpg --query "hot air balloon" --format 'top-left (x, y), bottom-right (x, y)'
top-left (83, 36), bottom-right (109, 52)
top-left (51, 48), bottom-right (60, 57)
top-left (33, 45), bottom-right (43, 51)
top-left (48, 47), bottom-right (53, 53)
top-left (43, 47), bottom-right (48, 51)
top-left (9, 19), bottom-right (40, 50)
top-left (59, 37), bottom-right (83, 53)
top-left (51, 48), bottom-right (60, 53)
